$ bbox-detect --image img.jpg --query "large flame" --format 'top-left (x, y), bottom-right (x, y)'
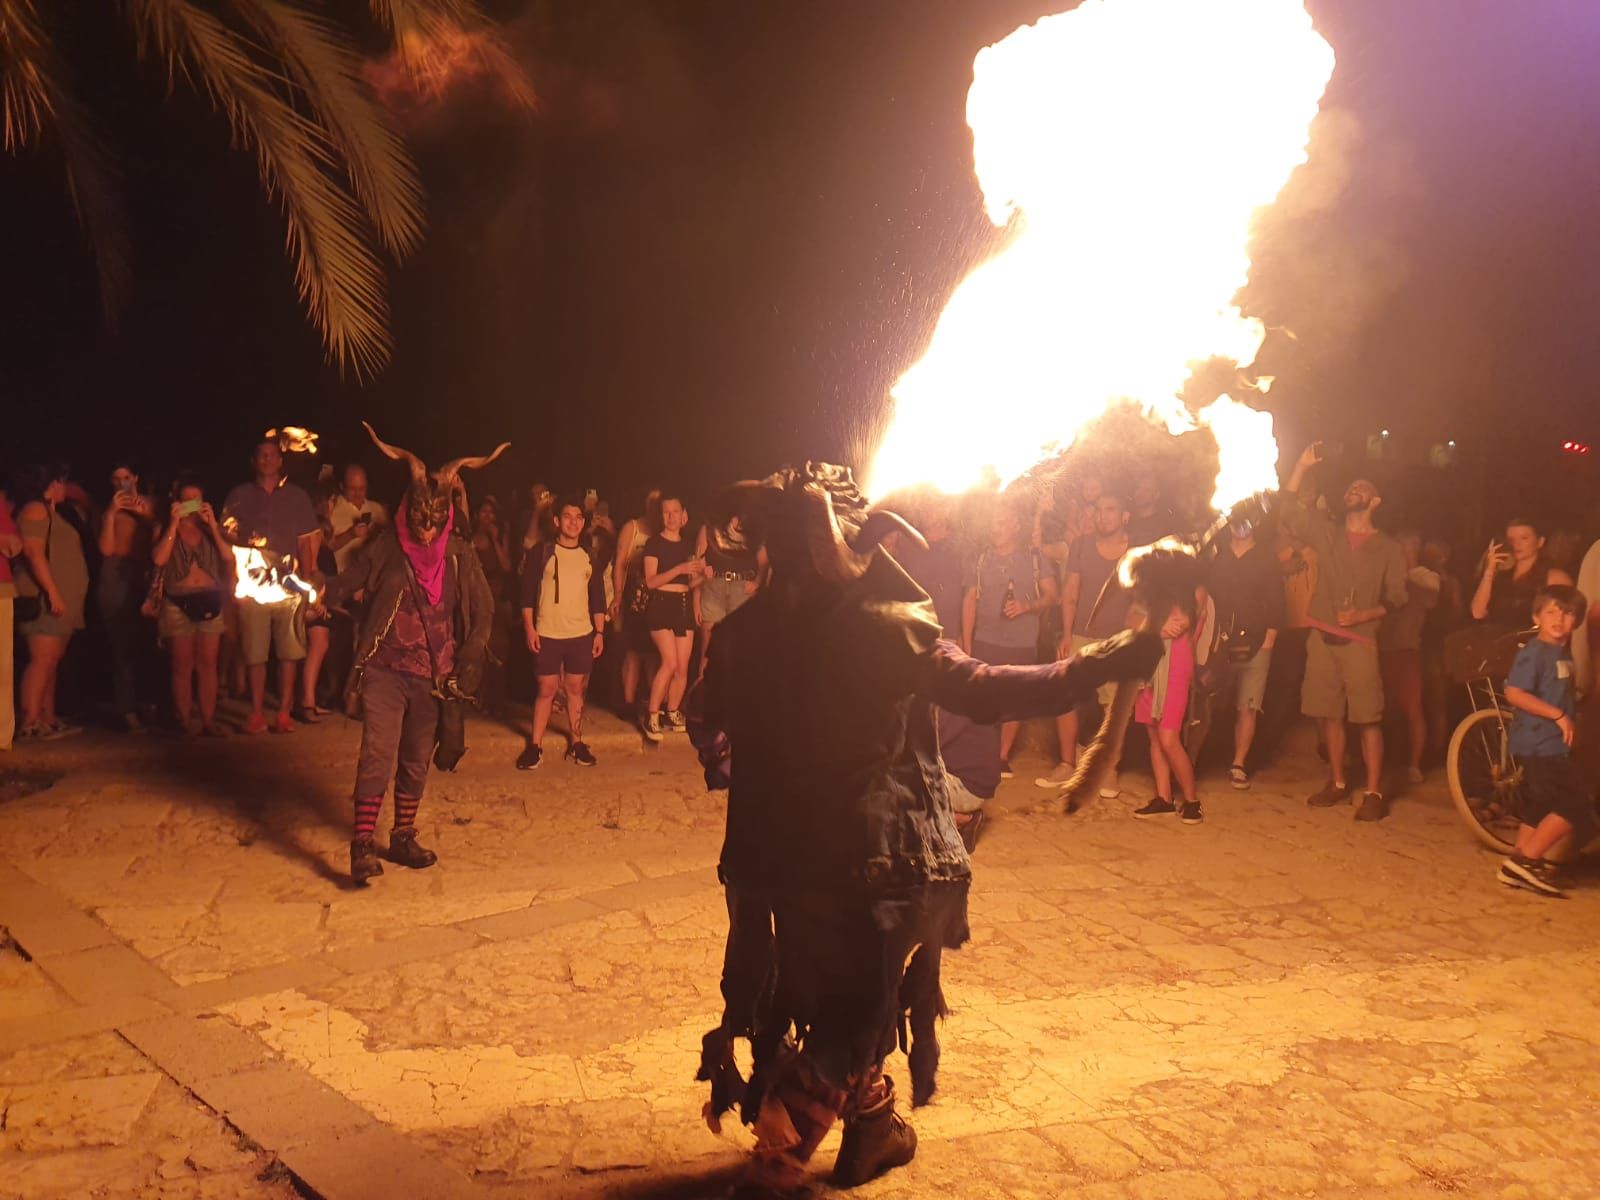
top-left (231, 545), bottom-right (318, 607)
top-left (866, 0), bottom-right (1335, 513)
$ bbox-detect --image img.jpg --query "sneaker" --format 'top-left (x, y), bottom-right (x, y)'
top-left (1098, 770), bottom-right (1121, 800)
top-left (1180, 801), bottom-right (1204, 825)
top-left (663, 710), bottom-right (687, 733)
top-left (1406, 765), bottom-right (1425, 785)
top-left (641, 712), bottom-right (664, 743)
top-left (516, 743), bottom-right (543, 770)
top-left (1034, 762), bottom-right (1076, 789)
top-left (1307, 781), bottom-right (1349, 808)
top-left (1228, 764), bottom-right (1250, 790)
top-left (1498, 854), bottom-right (1566, 898)
top-left (1353, 791), bottom-right (1389, 822)
top-left (999, 759), bottom-right (1015, 780)
top-left (1134, 796), bottom-right (1178, 819)
top-left (567, 741), bottom-right (597, 767)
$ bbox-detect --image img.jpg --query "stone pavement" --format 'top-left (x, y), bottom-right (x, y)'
top-left (2, 703), bottom-right (1598, 1200)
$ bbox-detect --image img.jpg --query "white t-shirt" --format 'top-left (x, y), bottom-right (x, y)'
top-left (537, 543), bottom-right (597, 640)
top-left (329, 496), bottom-right (388, 574)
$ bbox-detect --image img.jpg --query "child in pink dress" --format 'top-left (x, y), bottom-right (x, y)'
top-left (1133, 628), bottom-right (1202, 823)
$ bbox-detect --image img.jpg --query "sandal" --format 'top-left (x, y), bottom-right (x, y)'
top-left (294, 706), bottom-right (323, 725)
top-left (270, 712), bottom-right (295, 735)
top-left (1229, 764), bottom-right (1250, 790)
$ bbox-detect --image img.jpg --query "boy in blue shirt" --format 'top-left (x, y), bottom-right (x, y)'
top-left (1499, 585), bottom-right (1594, 897)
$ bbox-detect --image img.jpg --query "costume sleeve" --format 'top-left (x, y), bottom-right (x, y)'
top-left (929, 631), bottom-right (1163, 724)
top-left (321, 540), bottom-right (373, 609)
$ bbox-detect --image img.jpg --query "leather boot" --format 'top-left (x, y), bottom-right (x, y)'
top-left (388, 830), bottom-right (438, 869)
top-left (832, 1078), bottom-right (917, 1188)
top-left (350, 838), bottom-right (384, 884)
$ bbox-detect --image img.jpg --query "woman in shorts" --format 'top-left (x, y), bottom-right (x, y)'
top-left (640, 493), bottom-right (702, 741)
top-left (152, 476), bottom-right (233, 736)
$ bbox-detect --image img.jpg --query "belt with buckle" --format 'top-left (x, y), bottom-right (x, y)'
top-left (719, 571), bottom-right (756, 582)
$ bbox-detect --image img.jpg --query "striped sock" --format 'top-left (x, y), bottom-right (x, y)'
top-left (353, 796), bottom-right (383, 840)
top-left (393, 794), bottom-right (421, 834)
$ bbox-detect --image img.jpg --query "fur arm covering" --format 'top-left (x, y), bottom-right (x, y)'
top-left (928, 630), bottom-right (1163, 725)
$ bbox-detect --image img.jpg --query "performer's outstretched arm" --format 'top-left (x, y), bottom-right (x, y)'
top-left (928, 631), bottom-right (1163, 726)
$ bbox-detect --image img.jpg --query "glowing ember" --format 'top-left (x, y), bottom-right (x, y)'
top-left (267, 426), bottom-right (319, 455)
top-left (866, 0), bottom-right (1335, 506)
top-left (232, 544), bottom-right (318, 606)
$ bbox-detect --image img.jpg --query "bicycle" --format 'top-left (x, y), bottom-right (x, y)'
top-left (1444, 626), bottom-right (1533, 853)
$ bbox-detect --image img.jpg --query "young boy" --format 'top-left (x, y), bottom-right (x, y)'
top-left (1498, 584), bottom-right (1594, 897)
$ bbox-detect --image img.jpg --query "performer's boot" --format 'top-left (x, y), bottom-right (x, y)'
top-left (831, 1077), bottom-right (917, 1188)
top-left (388, 829), bottom-right (437, 869)
top-left (350, 838), bottom-right (384, 884)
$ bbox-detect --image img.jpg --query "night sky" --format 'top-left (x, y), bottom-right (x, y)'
top-left (6, 0), bottom-right (1600, 533)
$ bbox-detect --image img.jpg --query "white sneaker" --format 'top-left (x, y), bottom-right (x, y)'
top-left (1034, 762), bottom-right (1076, 789)
top-left (1098, 771), bottom-right (1121, 800)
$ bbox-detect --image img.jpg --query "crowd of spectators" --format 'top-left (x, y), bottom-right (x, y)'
top-left (2, 433), bottom-right (1594, 891)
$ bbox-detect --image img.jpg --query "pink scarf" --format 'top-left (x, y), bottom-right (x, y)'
top-left (397, 506), bottom-right (453, 605)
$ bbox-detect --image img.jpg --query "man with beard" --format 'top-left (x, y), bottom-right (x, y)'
top-left (691, 464), bottom-right (1169, 1198)
top-left (1282, 443), bottom-right (1409, 821)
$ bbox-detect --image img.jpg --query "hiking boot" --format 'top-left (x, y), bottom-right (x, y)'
top-left (641, 712), bottom-right (664, 743)
top-left (1353, 791), bottom-right (1389, 822)
top-left (387, 830), bottom-right (437, 870)
top-left (1180, 801), bottom-right (1204, 825)
top-left (1498, 854), bottom-right (1566, 898)
top-left (567, 741), bottom-right (597, 767)
top-left (350, 838), bottom-right (384, 884)
top-left (516, 743), bottom-right (543, 770)
top-left (1134, 796), bottom-right (1178, 819)
top-left (1307, 781), bottom-right (1350, 807)
top-left (1098, 770), bottom-right (1121, 800)
top-left (832, 1079), bottom-right (917, 1187)
top-left (1035, 761), bottom-right (1075, 789)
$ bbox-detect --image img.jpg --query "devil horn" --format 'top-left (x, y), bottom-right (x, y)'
top-left (803, 484), bottom-right (873, 583)
top-left (853, 510), bottom-right (928, 554)
top-left (436, 442), bottom-right (511, 489)
top-left (362, 421), bottom-right (428, 489)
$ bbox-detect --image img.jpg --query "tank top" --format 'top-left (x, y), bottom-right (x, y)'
top-left (1487, 556), bottom-right (1553, 628)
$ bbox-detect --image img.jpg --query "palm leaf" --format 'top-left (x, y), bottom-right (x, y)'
top-left (1, 0), bottom-right (131, 323)
top-left (368, 0), bottom-right (535, 110)
top-left (128, 0), bottom-right (393, 376)
top-left (230, 0), bottom-right (424, 257)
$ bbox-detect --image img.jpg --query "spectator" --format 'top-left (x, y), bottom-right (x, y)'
top-left (470, 495), bottom-right (516, 716)
top-left (295, 490), bottom-right (340, 722)
top-left (890, 494), bottom-right (965, 635)
top-left (0, 491), bottom-right (19, 751)
top-left (11, 464), bottom-right (90, 740)
top-left (1281, 442), bottom-right (1409, 821)
top-left (1470, 519), bottom-right (1572, 627)
top-left (520, 481), bottom-right (553, 559)
top-left (1132, 601), bottom-right (1203, 824)
top-left (1035, 492), bottom-right (1132, 795)
top-left (640, 492), bottom-right (702, 742)
top-left (1497, 584), bottom-right (1591, 898)
top-left (328, 464), bottom-right (387, 574)
top-left (611, 489), bottom-right (661, 716)
top-left (518, 496), bottom-right (607, 768)
top-left (151, 478), bottom-right (231, 736)
top-left (1379, 534), bottom-right (1440, 784)
top-left (97, 462), bottom-right (158, 730)
top-left (694, 514), bottom-right (767, 650)
top-left (1207, 512), bottom-right (1285, 789)
top-left (1419, 538), bottom-right (1465, 761)
top-left (221, 438), bottom-right (321, 734)
top-left (960, 495), bottom-right (1058, 775)
top-left (1126, 474), bottom-right (1177, 547)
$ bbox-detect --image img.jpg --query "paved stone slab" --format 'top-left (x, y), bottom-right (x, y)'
top-left (0, 863), bottom-right (117, 956)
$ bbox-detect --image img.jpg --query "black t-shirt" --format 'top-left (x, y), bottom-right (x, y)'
top-left (645, 534), bottom-right (692, 582)
top-left (1207, 542), bottom-right (1286, 646)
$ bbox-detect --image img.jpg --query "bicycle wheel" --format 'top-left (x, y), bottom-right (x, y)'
top-left (1446, 707), bottom-right (1523, 853)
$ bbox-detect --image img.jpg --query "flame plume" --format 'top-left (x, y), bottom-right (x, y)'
top-left (867, 0), bottom-right (1335, 513)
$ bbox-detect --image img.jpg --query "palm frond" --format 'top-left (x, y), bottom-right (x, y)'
top-left (1, 0), bottom-right (131, 323)
top-left (128, 0), bottom-right (392, 377)
top-left (230, 0), bottom-right (424, 257)
top-left (369, 0), bottom-right (535, 110)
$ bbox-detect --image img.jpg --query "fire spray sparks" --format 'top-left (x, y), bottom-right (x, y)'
top-left (231, 544), bottom-right (318, 607)
top-left (866, 0), bottom-right (1335, 513)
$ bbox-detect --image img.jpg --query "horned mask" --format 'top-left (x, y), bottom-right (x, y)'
top-left (362, 421), bottom-right (510, 545)
top-left (724, 462), bottom-right (927, 584)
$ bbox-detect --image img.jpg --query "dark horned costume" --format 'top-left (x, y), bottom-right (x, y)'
top-left (321, 423), bottom-right (506, 884)
top-left (691, 464), bottom-right (1166, 1196)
